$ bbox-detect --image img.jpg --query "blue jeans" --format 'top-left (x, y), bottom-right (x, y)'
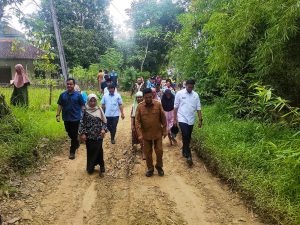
top-left (179, 122), bottom-right (194, 158)
top-left (106, 116), bottom-right (119, 140)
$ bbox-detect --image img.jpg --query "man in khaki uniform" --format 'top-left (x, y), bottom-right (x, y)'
top-left (135, 88), bottom-right (167, 177)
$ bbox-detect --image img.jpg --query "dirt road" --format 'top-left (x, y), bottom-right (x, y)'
top-left (0, 106), bottom-right (267, 225)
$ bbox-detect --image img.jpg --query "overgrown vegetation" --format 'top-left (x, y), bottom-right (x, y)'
top-left (192, 104), bottom-right (300, 224)
top-left (167, 1), bottom-right (300, 224)
top-left (169, 0), bottom-right (300, 125)
top-left (0, 87), bottom-right (66, 189)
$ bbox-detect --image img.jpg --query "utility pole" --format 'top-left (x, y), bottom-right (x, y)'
top-left (49, 0), bottom-right (68, 81)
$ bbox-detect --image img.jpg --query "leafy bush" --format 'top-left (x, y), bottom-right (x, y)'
top-left (119, 67), bottom-right (138, 91)
top-left (119, 67), bottom-right (150, 91)
top-left (223, 83), bottom-right (300, 127)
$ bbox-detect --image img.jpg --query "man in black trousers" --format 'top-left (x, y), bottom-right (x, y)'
top-left (56, 78), bottom-right (85, 159)
top-left (174, 79), bottom-right (203, 166)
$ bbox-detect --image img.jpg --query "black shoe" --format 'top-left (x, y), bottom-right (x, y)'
top-left (111, 140), bottom-right (116, 144)
top-left (187, 157), bottom-right (193, 167)
top-left (69, 153), bottom-right (75, 160)
top-left (100, 166), bottom-right (105, 173)
top-left (155, 166), bottom-right (164, 176)
top-left (99, 171), bottom-right (104, 177)
top-left (87, 169), bottom-right (94, 174)
top-left (182, 151), bottom-right (188, 158)
top-left (145, 170), bottom-right (154, 177)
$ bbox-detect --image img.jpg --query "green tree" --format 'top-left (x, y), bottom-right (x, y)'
top-left (100, 48), bottom-right (124, 72)
top-left (23, 0), bottom-right (113, 69)
top-left (128, 0), bottom-right (185, 73)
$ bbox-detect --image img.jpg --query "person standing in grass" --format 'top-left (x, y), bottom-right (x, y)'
top-left (174, 79), bottom-right (202, 167)
top-left (101, 84), bottom-right (125, 144)
top-left (56, 78), bottom-right (85, 160)
top-left (135, 88), bottom-right (167, 177)
top-left (78, 94), bottom-right (107, 177)
top-left (10, 64), bottom-right (30, 107)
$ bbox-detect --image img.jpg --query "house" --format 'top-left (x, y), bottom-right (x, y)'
top-left (0, 25), bottom-right (42, 83)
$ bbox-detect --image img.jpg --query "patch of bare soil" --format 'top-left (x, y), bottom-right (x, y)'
top-left (0, 106), bottom-right (269, 225)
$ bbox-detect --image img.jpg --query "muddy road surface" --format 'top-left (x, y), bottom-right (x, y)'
top-left (0, 106), bottom-right (267, 225)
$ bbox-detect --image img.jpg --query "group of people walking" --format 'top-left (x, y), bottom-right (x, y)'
top-left (56, 75), bottom-right (202, 178)
top-left (8, 64), bottom-right (202, 177)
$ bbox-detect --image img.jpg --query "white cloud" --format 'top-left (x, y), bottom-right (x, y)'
top-left (5, 0), bottom-right (134, 36)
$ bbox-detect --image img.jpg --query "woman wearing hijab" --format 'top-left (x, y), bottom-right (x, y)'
top-left (131, 91), bottom-right (145, 159)
top-left (78, 94), bottom-right (107, 177)
top-left (161, 89), bottom-right (176, 146)
top-left (10, 64), bottom-right (30, 107)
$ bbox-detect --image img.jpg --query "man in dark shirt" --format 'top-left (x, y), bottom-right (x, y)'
top-left (100, 75), bottom-right (110, 94)
top-left (56, 78), bottom-right (85, 159)
top-left (135, 88), bottom-right (167, 177)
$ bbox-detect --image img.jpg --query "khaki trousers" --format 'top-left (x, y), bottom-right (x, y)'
top-left (143, 137), bottom-right (163, 170)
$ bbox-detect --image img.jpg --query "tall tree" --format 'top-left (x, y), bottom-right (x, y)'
top-left (23, 0), bottom-right (113, 69)
top-left (128, 0), bottom-right (185, 73)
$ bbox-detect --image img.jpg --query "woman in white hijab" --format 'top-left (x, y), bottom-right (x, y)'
top-left (78, 94), bottom-right (107, 177)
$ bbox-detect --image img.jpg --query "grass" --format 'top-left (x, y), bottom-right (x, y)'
top-left (192, 103), bottom-right (300, 225)
top-left (0, 86), bottom-right (66, 188)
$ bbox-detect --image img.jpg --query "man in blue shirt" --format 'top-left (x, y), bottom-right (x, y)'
top-left (56, 78), bottom-right (85, 159)
top-left (146, 76), bottom-right (156, 88)
top-left (101, 84), bottom-right (125, 144)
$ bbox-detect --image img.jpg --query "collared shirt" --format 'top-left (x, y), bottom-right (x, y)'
top-left (103, 87), bottom-right (118, 95)
top-left (101, 92), bottom-right (123, 117)
top-left (174, 89), bottom-right (201, 125)
top-left (57, 90), bottom-right (85, 121)
top-left (135, 100), bottom-right (167, 140)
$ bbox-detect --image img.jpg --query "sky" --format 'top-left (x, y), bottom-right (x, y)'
top-left (5, 0), bottom-right (133, 37)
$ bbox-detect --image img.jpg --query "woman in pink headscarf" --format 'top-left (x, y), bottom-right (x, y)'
top-left (10, 64), bottom-right (30, 107)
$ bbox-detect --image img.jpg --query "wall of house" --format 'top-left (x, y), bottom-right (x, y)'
top-left (0, 59), bottom-right (34, 83)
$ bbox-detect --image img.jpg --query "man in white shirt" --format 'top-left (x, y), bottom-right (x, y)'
top-left (101, 84), bottom-right (124, 144)
top-left (174, 79), bottom-right (203, 166)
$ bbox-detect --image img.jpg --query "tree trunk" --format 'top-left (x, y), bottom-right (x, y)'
top-left (0, 94), bottom-right (12, 118)
top-left (140, 40), bottom-right (149, 72)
